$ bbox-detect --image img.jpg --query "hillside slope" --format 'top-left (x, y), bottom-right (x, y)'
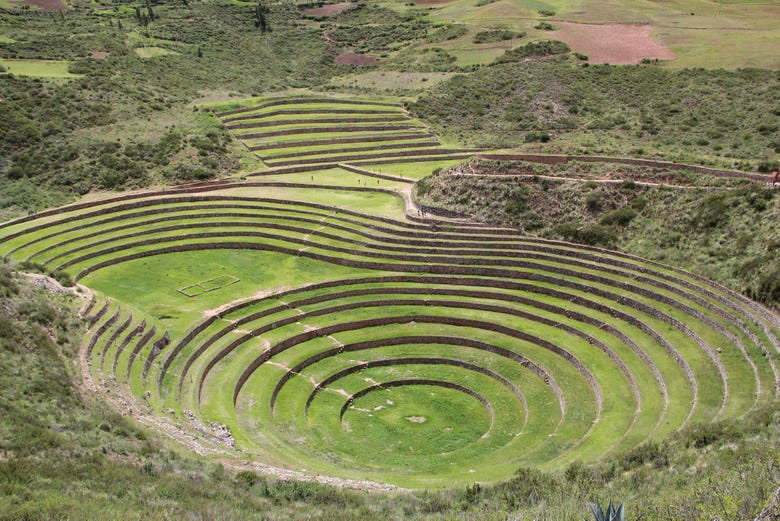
top-left (414, 159), bottom-right (780, 308)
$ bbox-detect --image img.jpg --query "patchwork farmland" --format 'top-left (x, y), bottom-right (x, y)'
top-left (2, 94), bottom-right (777, 489)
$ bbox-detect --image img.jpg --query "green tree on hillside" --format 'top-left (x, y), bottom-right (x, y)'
top-left (255, 0), bottom-right (270, 32)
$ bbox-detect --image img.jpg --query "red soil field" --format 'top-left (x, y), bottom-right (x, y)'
top-left (334, 51), bottom-right (379, 66)
top-left (302, 2), bottom-right (353, 16)
top-left (553, 22), bottom-right (676, 65)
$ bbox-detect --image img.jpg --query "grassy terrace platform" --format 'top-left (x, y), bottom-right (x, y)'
top-left (2, 94), bottom-right (777, 489)
top-left (217, 95), bottom-right (478, 170)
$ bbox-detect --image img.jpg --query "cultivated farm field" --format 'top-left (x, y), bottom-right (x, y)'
top-left (402, 0), bottom-right (780, 69)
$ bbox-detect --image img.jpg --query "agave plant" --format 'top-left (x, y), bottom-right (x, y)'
top-left (588, 499), bottom-right (625, 521)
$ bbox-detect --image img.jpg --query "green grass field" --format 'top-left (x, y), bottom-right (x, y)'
top-left (0, 58), bottom-right (81, 78)
top-left (134, 46), bottom-right (181, 59)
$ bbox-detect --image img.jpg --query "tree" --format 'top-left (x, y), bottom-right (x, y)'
top-left (135, 6), bottom-right (149, 28)
top-left (254, 0), bottom-right (270, 32)
top-left (145, 0), bottom-right (155, 19)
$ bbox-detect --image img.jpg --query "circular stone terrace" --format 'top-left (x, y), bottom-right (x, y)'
top-left (3, 94), bottom-right (777, 488)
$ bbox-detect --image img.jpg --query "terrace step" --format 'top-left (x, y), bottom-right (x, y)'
top-left (227, 115), bottom-right (409, 131)
top-left (223, 108), bottom-right (403, 124)
top-left (247, 132), bottom-right (437, 151)
top-left (237, 125), bottom-right (421, 140)
top-left (215, 97), bottom-right (400, 118)
top-left (262, 149), bottom-right (481, 168)
top-left (259, 140), bottom-right (440, 161)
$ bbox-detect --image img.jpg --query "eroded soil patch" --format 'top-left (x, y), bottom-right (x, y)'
top-left (334, 51), bottom-right (379, 66)
top-left (14, 0), bottom-right (65, 11)
top-left (302, 2), bottom-right (353, 16)
top-left (553, 22), bottom-right (676, 64)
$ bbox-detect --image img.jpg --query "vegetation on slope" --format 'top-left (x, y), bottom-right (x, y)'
top-left (410, 58), bottom-right (780, 170)
top-left (0, 1), bottom-right (338, 217)
top-left (415, 160), bottom-right (780, 308)
top-left (2, 0), bottom-right (778, 218)
top-left (0, 1), bottom-right (479, 218)
top-left (1, 73), bottom-right (235, 208)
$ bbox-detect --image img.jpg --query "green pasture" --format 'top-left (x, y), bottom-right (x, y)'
top-left (208, 95), bottom-right (402, 115)
top-left (661, 26), bottom-right (780, 69)
top-left (225, 102), bottom-right (403, 118)
top-left (226, 110), bottom-right (406, 128)
top-left (134, 47), bottom-right (181, 59)
top-left (0, 58), bottom-right (81, 79)
top-left (231, 112), bottom-right (408, 126)
top-left (236, 120), bottom-right (423, 135)
top-left (254, 168), bottom-right (413, 190)
top-left (262, 150), bottom-right (455, 168)
top-left (0, 0), bottom-right (58, 9)
top-left (448, 45), bottom-right (508, 66)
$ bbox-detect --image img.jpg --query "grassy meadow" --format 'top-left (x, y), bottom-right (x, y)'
top-left (0, 58), bottom-right (80, 78)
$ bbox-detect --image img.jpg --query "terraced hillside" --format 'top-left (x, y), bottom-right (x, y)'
top-left (218, 96), bottom-right (478, 172)
top-left (2, 94), bottom-right (778, 489)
